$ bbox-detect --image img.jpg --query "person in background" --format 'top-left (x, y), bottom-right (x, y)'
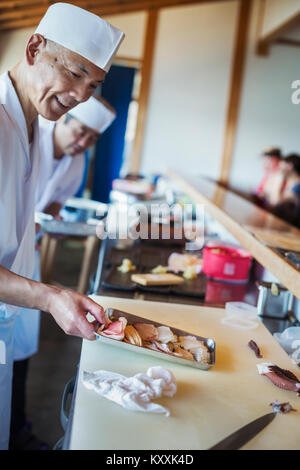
top-left (10, 96), bottom-right (116, 450)
top-left (36, 95), bottom-right (116, 218)
top-left (273, 154), bottom-right (300, 226)
top-left (255, 147), bottom-right (283, 207)
top-left (0, 2), bottom-right (124, 450)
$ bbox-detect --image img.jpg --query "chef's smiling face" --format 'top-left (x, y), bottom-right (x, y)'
top-left (56, 116), bottom-right (100, 156)
top-left (26, 34), bottom-right (106, 121)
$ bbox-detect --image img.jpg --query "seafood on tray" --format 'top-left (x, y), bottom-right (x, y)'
top-left (131, 273), bottom-right (184, 286)
top-left (182, 265), bottom-right (198, 280)
top-left (117, 258), bottom-right (136, 273)
top-left (151, 265), bottom-right (168, 274)
top-left (116, 252), bottom-right (202, 282)
top-left (98, 317), bottom-right (127, 341)
top-left (150, 263), bottom-right (198, 280)
top-left (97, 316), bottom-right (211, 365)
top-left (167, 253), bottom-right (202, 275)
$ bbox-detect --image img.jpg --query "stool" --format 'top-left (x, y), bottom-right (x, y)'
top-left (40, 233), bottom-right (100, 294)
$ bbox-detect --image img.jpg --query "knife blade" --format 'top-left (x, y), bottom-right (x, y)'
top-left (208, 412), bottom-right (277, 450)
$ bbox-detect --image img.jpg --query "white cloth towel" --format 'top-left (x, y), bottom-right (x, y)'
top-left (82, 366), bottom-right (177, 416)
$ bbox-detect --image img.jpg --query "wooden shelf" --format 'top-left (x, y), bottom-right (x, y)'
top-left (168, 170), bottom-right (300, 301)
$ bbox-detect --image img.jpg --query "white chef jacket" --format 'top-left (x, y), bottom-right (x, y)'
top-left (0, 71), bottom-right (40, 450)
top-left (13, 119), bottom-right (85, 363)
top-left (36, 119), bottom-right (84, 213)
top-left (13, 250), bottom-right (41, 362)
top-left (0, 72), bottom-right (39, 281)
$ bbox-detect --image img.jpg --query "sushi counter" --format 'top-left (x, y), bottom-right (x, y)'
top-left (59, 174), bottom-right (300, 451)
top-left (168, 171), bottom-right (300, 302)
top-left (91, 237), bottom-right (293, 335)
top-left (63, 296), bottom-right (300, 450)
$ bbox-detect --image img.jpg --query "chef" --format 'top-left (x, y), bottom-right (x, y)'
top-left (10, 96), bottom-right (116, 450)
top-left (0, 2), bottom-right (124, 450)
top-left (36, 95), bottom-right (116, 217)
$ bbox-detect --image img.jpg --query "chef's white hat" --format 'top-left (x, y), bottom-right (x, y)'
top-left (69, 95), bottom-right (116, 134)
top-left (35, 3), bottom-right (124, 73)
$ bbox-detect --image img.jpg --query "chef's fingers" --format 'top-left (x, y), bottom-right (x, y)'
top-left (90, 319), bottom-right (100, 334)
top-left (47, 288), bottom-right (105, 340)
top-left (83, 298), bottom-right (105, 324)
top-left (74, 313), bottom-right (98, 341)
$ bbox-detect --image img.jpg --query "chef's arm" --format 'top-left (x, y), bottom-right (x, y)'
top-left (44, 201), bottom-right (63, 219)
top-left (0, 265), bottom-right (105, 340)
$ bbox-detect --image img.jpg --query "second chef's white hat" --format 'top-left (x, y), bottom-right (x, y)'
top-left (69, 95), bottom-right (116, 134)
top-left (35, 2), bottom-right (124, 73)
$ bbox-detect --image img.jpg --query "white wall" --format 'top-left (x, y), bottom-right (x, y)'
top-left (140, 0), bottom-right (300, 194)
top-left (262, 0), bottom-right (300, 37)
top-left (141, 1), bottom-right (239, 179)
top-left (104, 11), bottom-right (147, 60)
top-left (0, 27), bottom-right (34, 73)
top-left (230, 0), bottom-right (300, 192)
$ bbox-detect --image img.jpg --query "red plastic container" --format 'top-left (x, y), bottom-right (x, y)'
top-left (202, 244), bottom-right (252, 283)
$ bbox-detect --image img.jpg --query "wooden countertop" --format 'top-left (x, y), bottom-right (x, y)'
top-left (68, 296), bottom-right (300, 450)
top-left (168, 171), bottom-right (300, 301)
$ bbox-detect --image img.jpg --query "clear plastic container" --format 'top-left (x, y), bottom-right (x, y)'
top-left (225, 302), bottom-right (258, 318)
top-left (274, 327), bottom-right (300, 355)
top-left (222, 302), bottom-right (259, 330)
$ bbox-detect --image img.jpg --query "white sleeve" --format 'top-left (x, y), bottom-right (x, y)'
top-left (51, 155), bottom-right (85, 206)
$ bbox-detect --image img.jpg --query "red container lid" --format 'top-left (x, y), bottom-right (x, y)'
top-left (204, 245), bottom-right (251, 260)
top-left (202, 244), bottom-right (252, 283)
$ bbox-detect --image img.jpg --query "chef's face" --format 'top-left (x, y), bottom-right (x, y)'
top-left (27, 35), bottom-right (106, 121)
top-left (57, 115), bottom-right (101, 155)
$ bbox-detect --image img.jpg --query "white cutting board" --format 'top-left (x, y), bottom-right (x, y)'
top-left (69, 296), bottom-right (300, 450)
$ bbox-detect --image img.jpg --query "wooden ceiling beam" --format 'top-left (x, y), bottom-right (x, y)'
top-left (0, 0), bottom-right (127, 19)
top-left (129, 9), bottom-right (158, 174)
top-left (0, 0), bottom-right (231, 31)
top-left (256, 0), bottom-right (300, 56)
top-left (0, 6), bottom-right (47, 21)
top-left (275, 37), bottom-right (300, 48)
top-left (0, 17), bottom-right (40, 30)
top-left (0, 0), bottom-right (124, 7)
top-left (0, 0), bottom-right (50, 8)
top-left (218, 0), bottom-right (252, 185)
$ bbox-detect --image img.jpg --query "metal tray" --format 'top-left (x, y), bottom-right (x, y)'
top-left (274, 248), bottom-right (300, 270)
top-left (285, 251), bottom-right (300, 268)
top-left (102, 267), bottom-right (136, 292)
top-left (102, 266), bottom-right (206, 298)
top-left (95, 308), bottom-right (215, 370)
top-left (256, 281), bottom-right (294, 319)
top-left (41, 220), bottom-right (98, 236)
top-left (65, 197), bottom-right (108, 213)
top-left (102, 244), bottom-right (206, 298)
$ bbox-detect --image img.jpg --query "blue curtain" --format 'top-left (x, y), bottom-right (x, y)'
top-left (91, 64), bottom-right (136, 203)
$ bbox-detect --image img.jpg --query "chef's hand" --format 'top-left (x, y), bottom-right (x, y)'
top-left (46, 286), bottom-right (105, 340)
